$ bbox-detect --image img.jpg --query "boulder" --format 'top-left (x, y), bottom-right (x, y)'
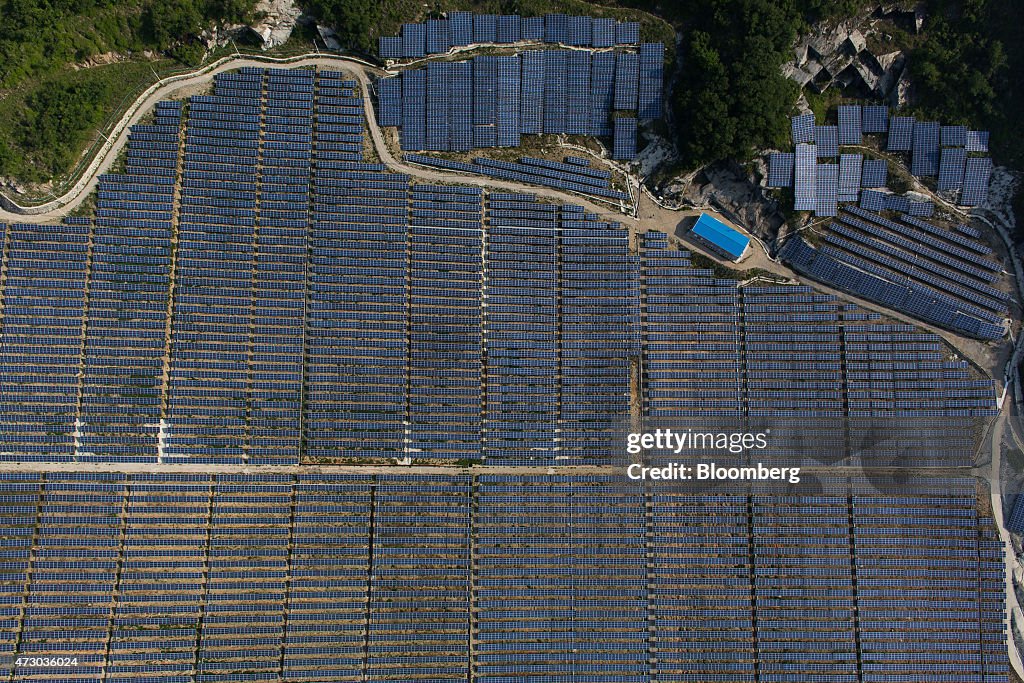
top-left (249, 0), bottom-right (302, 50)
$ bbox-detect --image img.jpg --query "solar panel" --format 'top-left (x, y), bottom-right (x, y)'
top-left (425, 19), bottom-right (450, 54)
top-left (885, 194), bottom-right (911, 213)
top-left (960, 157), bottom-right (993, 206)
top-left (791, 114), bottom-right (814, 144)
top-left (614, 53), bottom-right (639, 110)
top-left (449, 11), bottom-right (473, 46)
top-left (838, 105), bottom-right (862, 145)
top-left (793, 144), bottom-right (817, 211)
top-left (860, 159), bottom-right (888, 188)
top-left (862, 105), bottom-right (888, 133)
top-left (887, 116), bottom-right (914, 151)
top-left (473, 14), bottom-right (497, 43)
top-left (911, 121), bottom-right (940, 176)
top-left (613, 117), bottom-right (638, 160)
top-left (906, 200), bottom-right (934, 217)
top-left (815, 163), bottom-right (838, 217)
top-left (838, 154), bottom-right (862, 202)
top-left (965, 130), bottom-right (990, 152)
top-left (592, 18), bottom-right (616, 47)
top-left (768, 153), bottom-right (794, 188)
top-left (815, 126), bottom-right (838, 158)
top-left (941, 125), bottom-right (967, 147)
top-left (637, 43), bottom-right (665, 120)
top-left (615, 21), bottom-right (640, 45)
top-left (495, 14), bottom-right (521, 43)
top-left (859, 189), bottom-right (887, 212)
top-left (379, 36), bottom-right (403, 59)
top-left (937, 147), bottom-right (967, 191)
top-left (402, 23), bottom-right (426, 58)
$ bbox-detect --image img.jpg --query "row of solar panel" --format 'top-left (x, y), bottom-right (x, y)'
top-left (379, 12), bottom-right (641, 58)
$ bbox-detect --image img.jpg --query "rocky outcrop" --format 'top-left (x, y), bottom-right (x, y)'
top-left (247, 0), bottom-right (302, 50)
top-left (657, 161), bottom-right (786, 242)
top-left (783, 4), bottom-right (926, 103)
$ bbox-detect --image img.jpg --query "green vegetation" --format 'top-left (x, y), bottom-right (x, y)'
top-left (0, 0), bottom-right (257, 185)
top-left (908, 0), bottom-right (1021, 169)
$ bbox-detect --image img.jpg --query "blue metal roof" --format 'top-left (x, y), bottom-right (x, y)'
top-left (691, 213), bottom-right (749, 260)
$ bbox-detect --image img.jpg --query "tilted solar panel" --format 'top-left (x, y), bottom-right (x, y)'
top-left (768, 153), bottom-right (795, 188)
top-left (887, 116), bottom-right (914, 151)
top-left (791, 113), bottom-right (815, 144)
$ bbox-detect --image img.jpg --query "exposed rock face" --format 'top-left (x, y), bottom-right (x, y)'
top-left (248, 0), bottom-right (302, 50)
top-left (782, 5), bottom-right (924, 100)
top-left (658, 162), bottom-right (787, 243)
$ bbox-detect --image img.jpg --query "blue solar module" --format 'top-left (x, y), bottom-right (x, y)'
top-left (906, 200), bottom-right (935, 217)
top-left (401, 69), bottom-right (426, 150)
top-left (862, 105), bottom-right (888, 133)
top-left (961, 157), bottom-right (993, 206)
top-left (794, 144), bottom-right (817, 211)
top-left (885, 194), bottom-right (911, 213)
top-left (614, 52), bottom-right (639, 110)
top-left (449, 61), bottom-right (473, 152)
top-left (965, 130), bottom-right (990, 152)
top-left (592, 18), bottom-right (616, 47)
top-left (937, 147), bottom-right (967, 191)
top-left (376, 77), bottom-right (402, 127)
top-left (941, 125), bottom-right (967, 147)
top-left (473, 14), bottom-right (497, 43)
top-left (911, 121), bottom-right (940, 176)
top-left (425, 19), bottom-right (450, 54)
top-left (449, 11), bottom-right (473, 46)
top-left (379, 36), bottom-right (403, 59)
top-left (838, 105), bottom-right (862, 145)
top-left (887, 116), bottom-right (914, 151)
top-left (615, 21), bottom-right (640, 44)
top-left (545, 13), bottom-right (568, 43)
top-left (859, 189), bottom-right (887, 212)
top-left (768, 153), bottom-right (795, 188)
top-left (402, 23), bottom-right (426, 58)
top-left (637, 43), bottom-right (665, 120)
top-left (589, 52), bottom-right (615, 136)
top-left (613, 117), bottom-right (638, 160)
top-left (861, 159), bottom-right (888, 187)
top-left (543, 50), bottom-right (567, 134)
top-left (838, 154), bottom-right (862, 202)
top-left (495, 14), bottom-right (521, 43)
top-left (495, 56), bottom-right (521, 146)
top-left (791, 113), bottom-right (815, 144)
top-left (1008, 496), bottom-right (1024, 532)
top-left (566, 15), bottom-right (592, 46)
top-left (955, 223), bottom-right (982, 239)
top-left (520, 51), bottom-right (545, 135)
top-left (815, 126), bottom-right (838, 158)
top-left (815, 163), bottom-right (838, 217)
top-left (521, 16), bottom-right (545, 41)
top-left (564, 51), bottom-right (591, 135)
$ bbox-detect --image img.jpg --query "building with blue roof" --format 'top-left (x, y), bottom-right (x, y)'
top-left (688, 212), bottom-right (751, 261)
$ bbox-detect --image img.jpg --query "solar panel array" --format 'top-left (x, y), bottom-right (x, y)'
top-left (641, 237), bottom-right (997, 416)
top-left (861, 105), bottom-right (889, 133)
top-left (380, 13), bottom-right (642, 56)
top-left (838, 153), bottom-right (862, 202)
top-left (768, 152), bottom-right (794, 187)
top-left (793, 143), bottom-right (817, 211)
top-left (612, 117), bottom-right (638, 160)
top-left (815, 163), bottom-right (839, 217)
top-left (781, 204), bottom-right (1007, 340)
top-left (911, 120), bottom-right (940, 176)
top-left (782, 108), bottom-right (994, 214)
top-left (860, 158), bottom-right (887, 187)
top-left (381, 45), bottom-right (663, 153)
top-left (404, 153), bottom-right (628, 202)
top-left (961, 156), bottom-right (994, 206)
top-left (838, 104), bottom-right (862, 145)
top-left (0, 471), bottom-right (1006, 682)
